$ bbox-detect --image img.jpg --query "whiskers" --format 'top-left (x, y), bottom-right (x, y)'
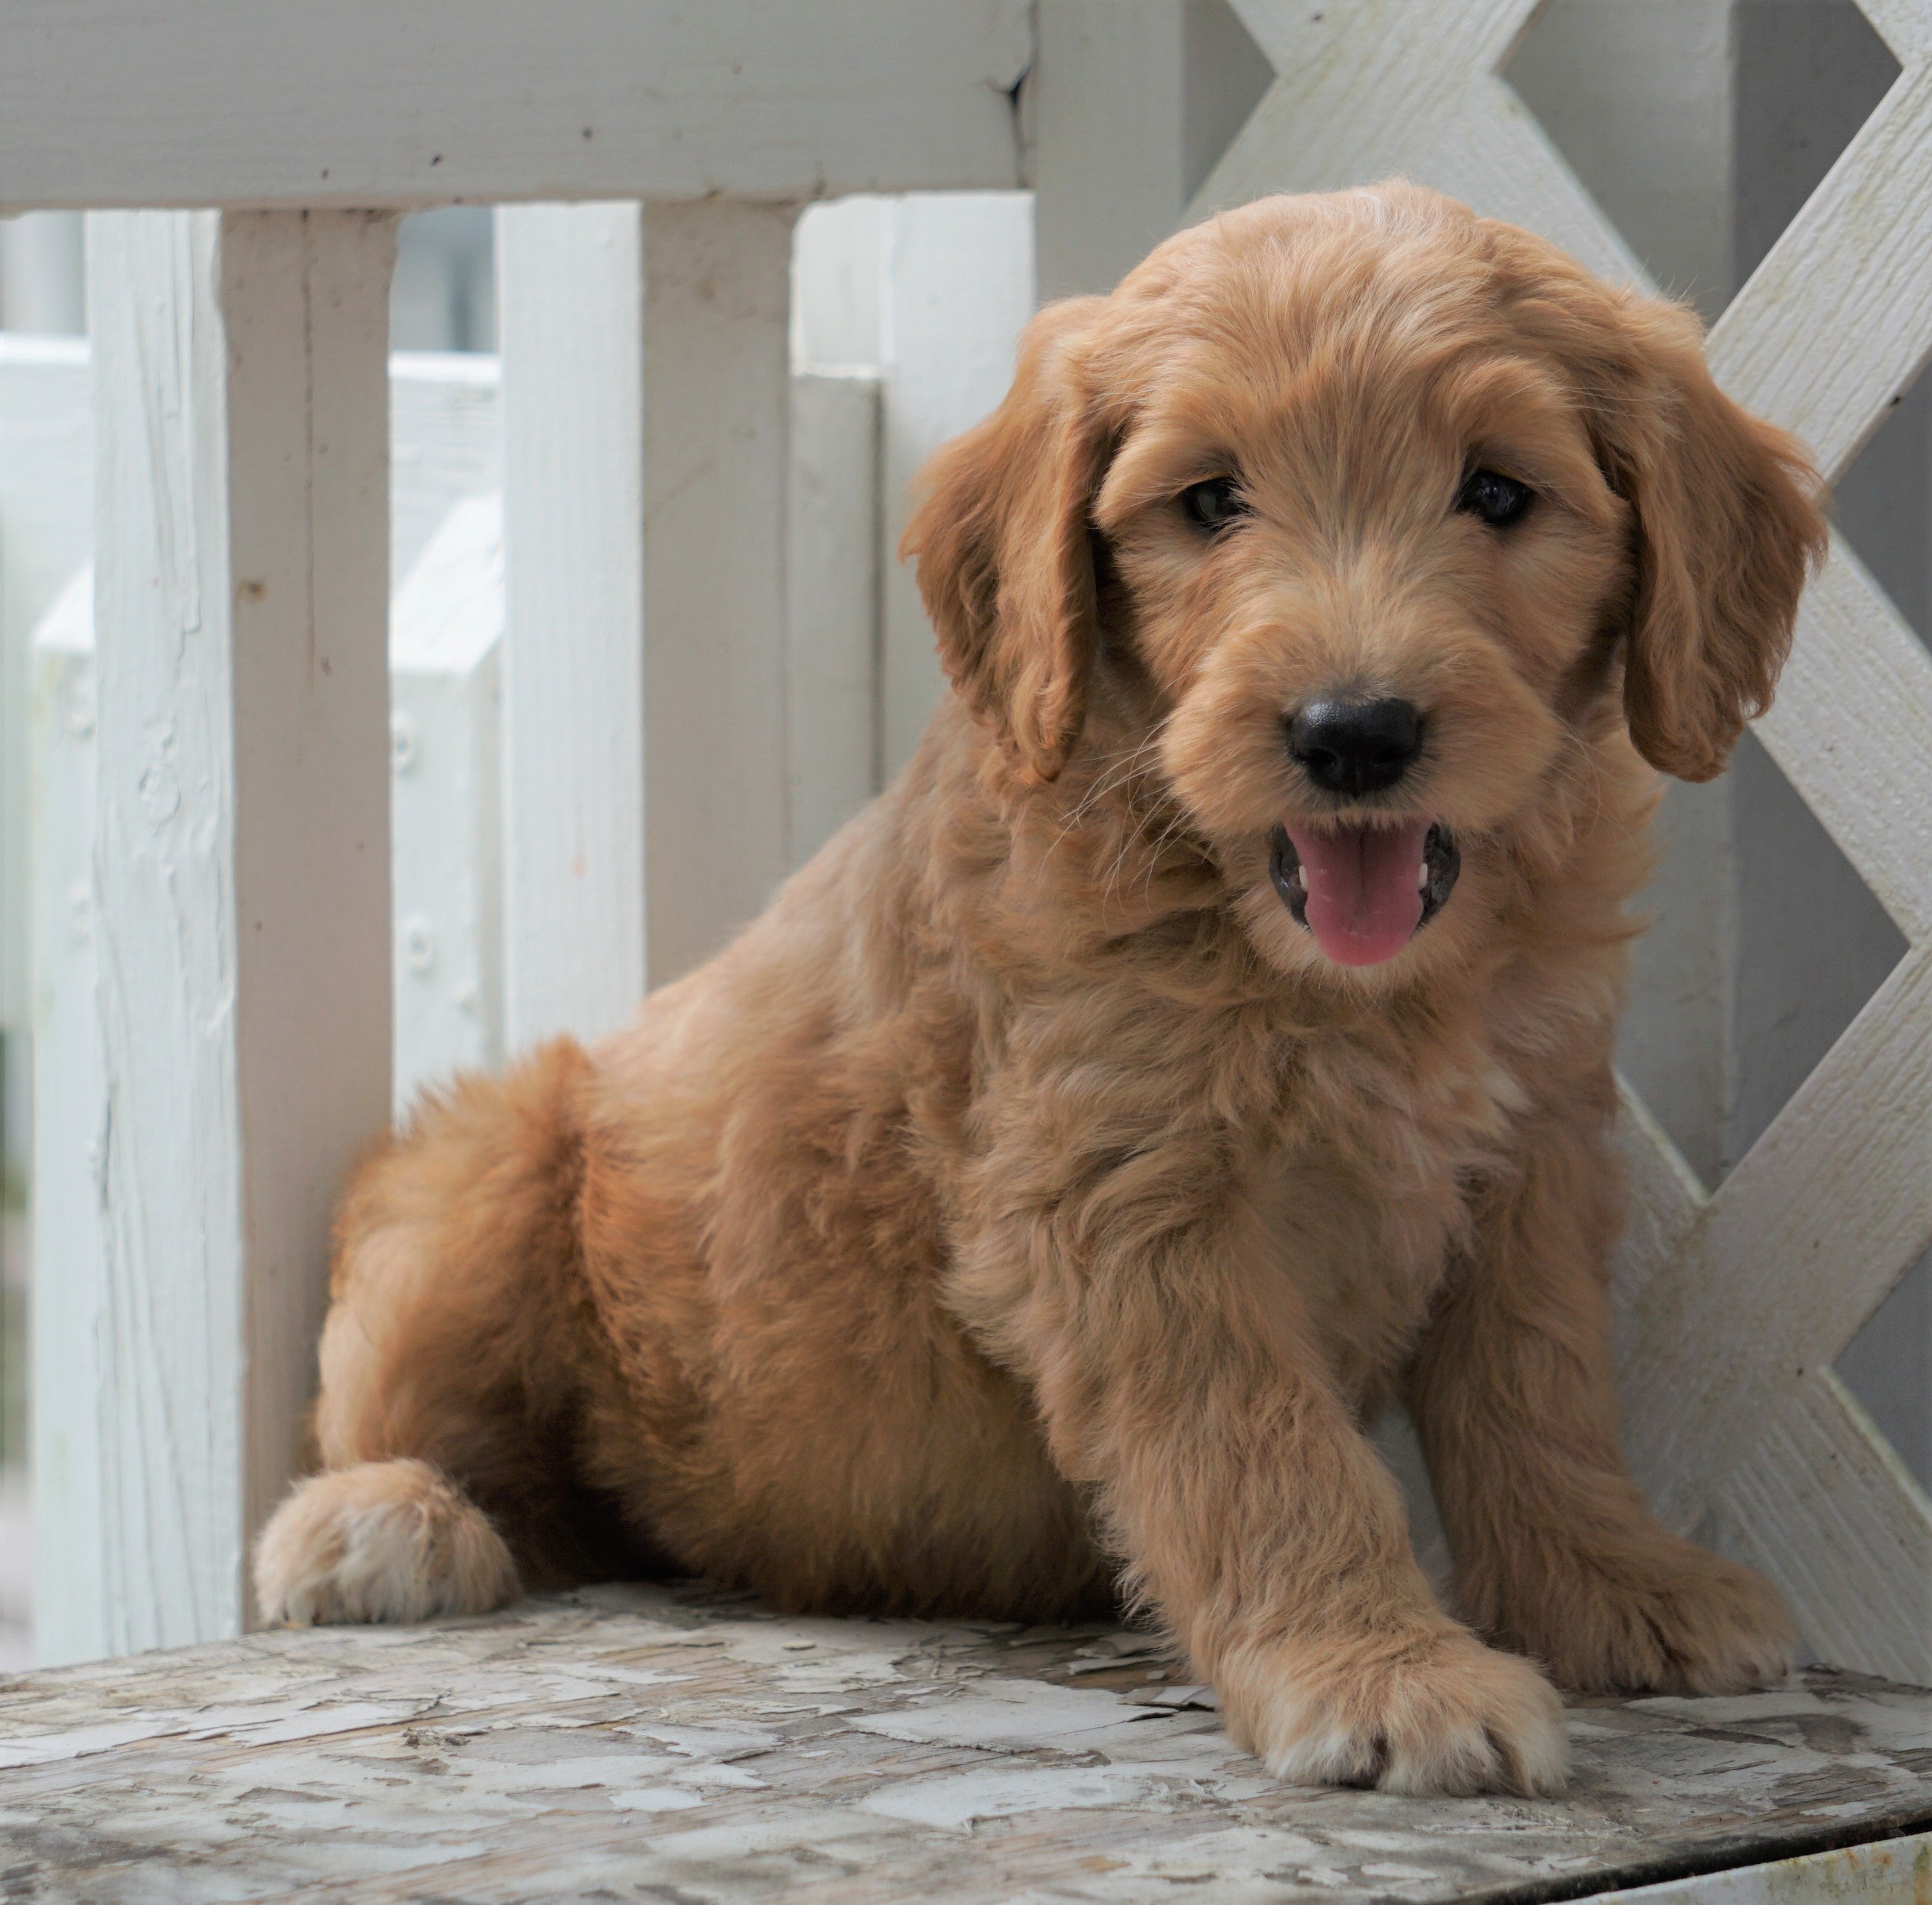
top-left (1044, 728), bottom-right (1167, 861)
top-left (1040, 720), bottom-right (1204, 925)
top-left (1542, 727), bottom-right (1612, 841)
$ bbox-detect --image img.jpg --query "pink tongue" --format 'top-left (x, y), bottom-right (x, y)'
top-left (1286, 820), bottom-right (1431, 967)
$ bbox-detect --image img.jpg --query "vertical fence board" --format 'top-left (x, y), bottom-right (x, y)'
top-left (28, 569), bottom-right (104, 1667)
top-left (390, 494), bottom-right (504, 1114)
top-left (0, 337), bottom-right (90, 1045)
top-left (388, 352), bottom-right (502, 586)
top-left (879, 194), bottom-right (1034, 779)
top-left (642, 198), bottom-right (799, 981)
top-left (1031, 0), bottom-right (1188, 300)
top-left (785, 370), bottom-right (880, 870)
top-left (79, 208), bottom-right (394, 1656)
top-left (495, 203), bottom-right (647, 1047)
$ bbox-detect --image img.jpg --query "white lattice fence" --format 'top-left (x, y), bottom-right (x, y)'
top-left (1193, 0), bottom-right (1932, 1681)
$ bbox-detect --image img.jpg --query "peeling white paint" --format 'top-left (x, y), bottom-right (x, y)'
top-left (0, 1586), bottom-right (1927, 1902)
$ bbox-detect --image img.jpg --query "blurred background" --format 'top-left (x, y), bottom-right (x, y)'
top-left (3, 0), bottom-right (1926, 1668)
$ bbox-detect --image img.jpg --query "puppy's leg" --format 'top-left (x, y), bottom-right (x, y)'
top-left (257, 1039), bottom-right (630, 1627)
top-left (1407, 1088), bottom-right (1794, 1696)
top-left (954, 1160), bottom-right (1568, 1797)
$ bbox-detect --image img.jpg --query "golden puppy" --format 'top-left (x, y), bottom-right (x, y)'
top-left (256, 184), bottom-right (1825, 1796)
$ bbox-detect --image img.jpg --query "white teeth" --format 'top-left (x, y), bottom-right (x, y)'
top-left (1417, 862), bottom-right (1429, 890)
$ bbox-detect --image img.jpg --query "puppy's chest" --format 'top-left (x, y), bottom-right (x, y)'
top-left (1267, 1033), bottom-right (1528, 1393)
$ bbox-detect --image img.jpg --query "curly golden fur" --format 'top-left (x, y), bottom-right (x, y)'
top-left (256, 185), bottom-right (1827, 1795)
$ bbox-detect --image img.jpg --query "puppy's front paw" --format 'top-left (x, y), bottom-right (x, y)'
top-left (1220, 1626), bottom-right (1568, 1796)
top-left (1495, 1535), bottom-right (1795, 1696)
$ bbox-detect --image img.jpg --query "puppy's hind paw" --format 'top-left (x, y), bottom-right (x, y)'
top-left (1222, 1626), bottom-right (1569, 1797)
top-left (1507, 1535), bottom-right (1796, 1697)
top-left (254, 1458), bottom-right (520, 1628)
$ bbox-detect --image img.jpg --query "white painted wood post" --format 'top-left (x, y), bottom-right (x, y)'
top-left (28, 568), bottom-right (106, 1667)
top-left (1030, 0), bottom-right (1276, 301)
top-left (390, 495), bottom-right (505, 1115)
top-left (786, 370), bottom-right (881, 870)
top-left (642, 198), bottom-right (799, 980)
top-left (388, 351), bottom-right (503, 585)
top-left (495, 204), bottom-right (648, 1048)
top-left (1031, 1), bottom-right (1186, 301)
top-left (31, 491), bottom-right (506, 1665)
top-left (878, 195), bottom-right (1036, 779)
top-left (498, 197), bottom-right (800, 1018)
top-left (12, 345), bottom-right (504, 1115)
top-left (0, 337), bottom-right (92, 1066)
top-left (791, 195), bottom-right (1034, 789)
top-left (74, 209), bottom-right (396, 1658)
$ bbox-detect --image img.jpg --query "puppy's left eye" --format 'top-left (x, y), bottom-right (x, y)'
top-left (1181, 476), bottom-right (1248, 533)
top-left (1456, 468), bottom-right (1533, 527)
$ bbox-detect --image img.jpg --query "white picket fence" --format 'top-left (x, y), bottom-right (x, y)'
top-left (6, 182), bottom-right (1035, 1662)
top-left (1, 0), bottom-right (1926, 1679)
top-left (17, 197), bottom-right (1033, 1108)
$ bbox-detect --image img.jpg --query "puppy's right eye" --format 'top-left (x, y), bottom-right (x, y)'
top-left (1181, 476), bottom-right (1248, 533)
top-left (1456, 467), bottom-right (1533, 527)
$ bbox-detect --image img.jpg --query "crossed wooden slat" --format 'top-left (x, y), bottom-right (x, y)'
top-left (1207, 0), bottom-right (1932, 1680)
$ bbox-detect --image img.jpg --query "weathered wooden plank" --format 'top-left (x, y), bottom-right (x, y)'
top-left (1, 1589), bottom-right (1928, 1902)
top-left (1593, 1832), bottom-right (1931, 1905)
top-left (80, 209), bottom-right (396, 1658)
top-left (0, 1), bottom-right (1031, 212)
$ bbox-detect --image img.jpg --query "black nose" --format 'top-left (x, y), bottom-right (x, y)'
top-left (1288, 698), bottom-right (1424, 796)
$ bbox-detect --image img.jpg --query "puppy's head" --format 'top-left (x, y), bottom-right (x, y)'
top-left (905, 186), bottom-right (1825, 978)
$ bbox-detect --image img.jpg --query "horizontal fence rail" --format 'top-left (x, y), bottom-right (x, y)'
top-left (0, 1), bottom-right (1032, 210)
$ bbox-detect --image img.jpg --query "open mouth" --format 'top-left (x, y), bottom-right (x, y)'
top-left (1268, 820), bottom-right (1460, 967)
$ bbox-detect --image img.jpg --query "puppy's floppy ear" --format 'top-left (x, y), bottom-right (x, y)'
top-left (1591, 298), bottom-right (1828, 782)
top-left (902, 297), bottom-right (1113, 784)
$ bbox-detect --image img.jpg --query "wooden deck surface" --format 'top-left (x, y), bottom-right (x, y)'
top-left (2, 1583), bottom-right (1929, 1904)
